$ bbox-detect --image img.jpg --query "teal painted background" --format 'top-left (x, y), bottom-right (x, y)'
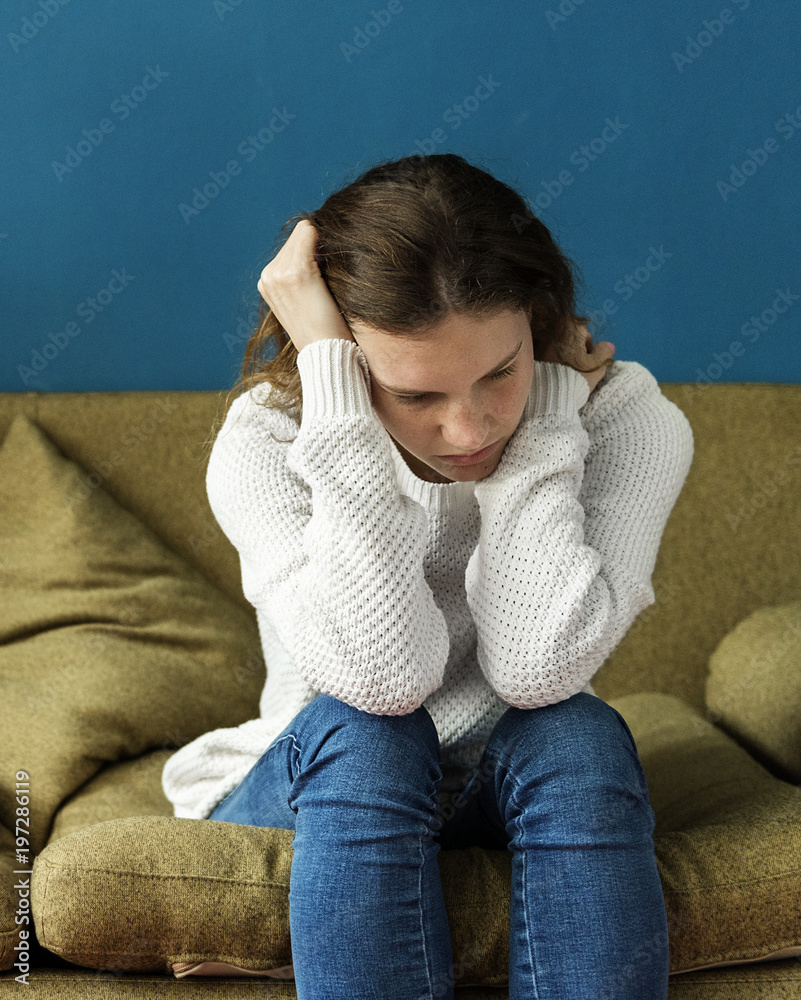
top-left (1, 0), bottom-right (798, 391)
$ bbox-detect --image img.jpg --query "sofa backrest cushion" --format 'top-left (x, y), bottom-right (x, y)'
top-left (706, 601), bottom-right (801, 784)
top-left (0, 414), bottom-right (266, 858)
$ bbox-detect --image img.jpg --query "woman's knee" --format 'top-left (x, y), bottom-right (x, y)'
top-left (487, 693), bottom-right (656, 843)
top-left (488, 692), bottom-right (645, 785)
top-left (292, 691), bottom-right (441, 768)
top-left (284, 693), bottom-right (443, 828)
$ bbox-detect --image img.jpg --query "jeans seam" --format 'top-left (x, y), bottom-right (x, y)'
top-left (611, 712), bottom-right (653, 804)
top-left (262, 733), bottom-right (303, 800)
top-left (415, 832), bottom-right (436, 999)
top-left (286, 734), bottom-right (302, 780)
top-left (505, 767), bottom-right (543, 999)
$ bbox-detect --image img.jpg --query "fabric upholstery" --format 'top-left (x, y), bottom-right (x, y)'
top-left (5, 970), bottom-right (798, 999)
top-left (1, 383), bottom-right (800, 996)
top-left (706, 601), bottom-right (801, 784)
top-left (1, 384), bottom-right (799, 722)
top-left (27, 693), bottom-right (801, 981)
top-left (0, 824), bottom-right (18, 975)
top-left (2, 384), bottom-right (799, 723)
top-left (0, 415), bottom-right (265, 970)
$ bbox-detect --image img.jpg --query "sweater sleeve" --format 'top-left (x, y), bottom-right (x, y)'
top-left (205, 337), bottom-right (449, 716)
top-left (464, 359), bottom-right (694, 708)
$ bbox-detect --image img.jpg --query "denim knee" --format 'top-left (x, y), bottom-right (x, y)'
top-left (487, 691), bottom-right (648, 794)
top-left (483, 693), bottom-right (656, 848)
top-left (291, 692), bottom-right (442, 780)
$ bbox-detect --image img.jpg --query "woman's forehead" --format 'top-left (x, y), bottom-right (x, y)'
top-left (350, 310), bottom-right (529, 393)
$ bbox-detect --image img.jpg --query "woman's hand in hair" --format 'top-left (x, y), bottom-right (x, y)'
top-left (257, 219), bottom-right (356, 353)
top-left (540, 322), bottom-right (615, 395)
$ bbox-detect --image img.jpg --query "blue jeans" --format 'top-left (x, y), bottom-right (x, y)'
top-left (208, 691), bottom-right (669, 999)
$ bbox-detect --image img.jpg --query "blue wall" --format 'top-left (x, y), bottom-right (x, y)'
top-left (2, 0), bottom-right (798, 392)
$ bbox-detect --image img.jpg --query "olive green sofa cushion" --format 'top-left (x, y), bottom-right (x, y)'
top-left (1, 381), bottom-right (801, 998)
top-left (25, 692), bottom-right (801, 985)
top-left (706, 601), bottom-right (801, 785)
top-left (0, 824), bottom-right (19, 976)
top-left (0, 414), bottom-right (265, 974)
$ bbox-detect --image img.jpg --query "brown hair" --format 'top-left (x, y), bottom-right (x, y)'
top-left (225, 152), bottom-right (610, 425)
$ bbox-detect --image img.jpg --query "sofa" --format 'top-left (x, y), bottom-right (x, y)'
top-left (1, 376), bottom-right (800, 999)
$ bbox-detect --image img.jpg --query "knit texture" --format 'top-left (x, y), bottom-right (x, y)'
top-left (162, 338), bottom-right (694, 820)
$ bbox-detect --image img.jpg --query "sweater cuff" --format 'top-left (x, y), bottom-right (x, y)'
top-left (295, 338), bottom-right (374, 422)
top-left (524, 361), bottom-right (591, 420)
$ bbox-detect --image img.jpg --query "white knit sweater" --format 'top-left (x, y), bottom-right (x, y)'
top-left (162, 338), bottom-right (694, 821)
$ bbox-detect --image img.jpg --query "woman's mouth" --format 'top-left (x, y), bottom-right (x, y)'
top-left (438, 440), bottom-right (499, 466)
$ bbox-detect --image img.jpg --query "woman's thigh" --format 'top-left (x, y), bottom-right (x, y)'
top-left (208, 698), bottom-right (453, 998)
top-left (208, 730), bottom-right (299, 828)
top-left (436, 691), bottom-right (653, 851)
top-left (208, 691), bottom-right (443, 831)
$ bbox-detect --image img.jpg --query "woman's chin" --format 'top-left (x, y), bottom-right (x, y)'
top-left (392, 437), bottom-right (500, 484)
top-left (415, 461), bottom-right (454, 484)
top-left (432, 455), bottom-right (500, 482)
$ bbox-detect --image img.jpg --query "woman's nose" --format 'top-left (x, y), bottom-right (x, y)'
top-left (440, 419), bottom-right (493, 452)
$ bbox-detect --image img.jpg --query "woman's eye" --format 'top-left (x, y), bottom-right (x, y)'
top-left (489, 363), bottom-right (517, 382)
top-left (394, 363), bottom-right (518, 406)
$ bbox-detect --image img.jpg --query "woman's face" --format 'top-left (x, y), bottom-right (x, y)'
top-left (349, 307), bottom-right (535, 483)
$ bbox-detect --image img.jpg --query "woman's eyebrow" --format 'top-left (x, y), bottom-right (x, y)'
top-left (375, 340), bottom-right (523, 395)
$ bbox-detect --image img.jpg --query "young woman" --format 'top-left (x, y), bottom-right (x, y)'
top-left (162, 153), bottom-right (694, 999)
